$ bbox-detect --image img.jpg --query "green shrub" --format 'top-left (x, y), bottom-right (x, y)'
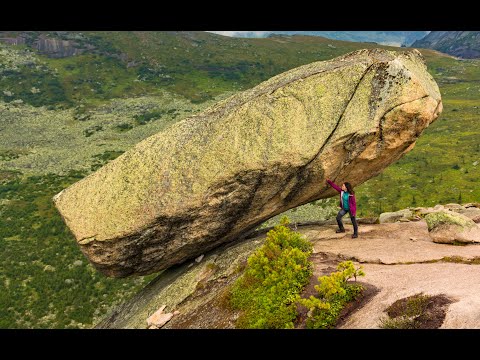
top-left (83, 125), bottom-right (103, 137)
top-left (90, 150), bottom-right (124, 171)
top-left (115, 123), bottom-right (134, 132)
top-left (230, 216), bottom-right (313, 329)
top-left (133, 109), bottom-right (165, 125)
top-left (298, 261), bottom-right (365, 329)
top-left (379, 293), bottom-right (448, 329)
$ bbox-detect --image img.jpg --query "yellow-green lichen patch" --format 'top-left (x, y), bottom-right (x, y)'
top-left (424, 210), bottom-right (476, 231)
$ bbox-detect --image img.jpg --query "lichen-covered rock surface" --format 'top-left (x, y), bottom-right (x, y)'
top-left (53, 48), bottom-right (442, 277)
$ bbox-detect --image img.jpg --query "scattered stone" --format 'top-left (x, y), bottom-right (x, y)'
top-left (425, 210), bottom-right (480, 244)
top-left (379, 209), bottom-right (413, 223)
top-left (414, 207), bottom-right (438, 217)
top-left (73, 260), bottom-right (83, 267)
top-left (444, 203), bottom-right (465, 211)
top-left (43, 265), bottom-right (55, 272)
top-left (473, 161), bottom-right (478, 166)
top-left (195, 254), bottom-right (204, 263)
top-left (456, 208), bottom-right (480, 223)
top-left (146, 305), bottom-right (175, 328)
top-left (463, 203), bottom-right (480, 209)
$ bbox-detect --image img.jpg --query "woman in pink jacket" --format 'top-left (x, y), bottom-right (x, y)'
top-left (326, 179), bottom-right (358, 238)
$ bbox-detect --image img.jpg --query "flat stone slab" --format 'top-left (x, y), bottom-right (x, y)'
top-left (338, 262), bottom-right (480, 329)
top-left (297, 221), bottom-right (480, 329)
top-left (298, 221), bottom-right (480, 264)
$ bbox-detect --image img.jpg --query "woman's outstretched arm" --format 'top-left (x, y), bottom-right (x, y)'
top-left (326, 179), bottom-right (342, 193)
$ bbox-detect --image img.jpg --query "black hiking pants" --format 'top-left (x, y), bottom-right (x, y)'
top-left (336, 208), bottom-right (358, 235)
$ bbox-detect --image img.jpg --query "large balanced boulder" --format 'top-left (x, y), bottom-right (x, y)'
top-left (53, 48), bottom-right (443, 277)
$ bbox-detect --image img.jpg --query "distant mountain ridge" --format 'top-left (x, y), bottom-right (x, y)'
top-left (209, 31), bottom-right (430, 47)
top-left (412, 31), bottom-right (480, 58)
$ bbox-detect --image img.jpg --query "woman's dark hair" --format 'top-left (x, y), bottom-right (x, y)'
top-left (344, 182), bottom-right (355, 194)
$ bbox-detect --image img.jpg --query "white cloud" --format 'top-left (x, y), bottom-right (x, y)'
top-left (378, 41), bottom-right (403, 47)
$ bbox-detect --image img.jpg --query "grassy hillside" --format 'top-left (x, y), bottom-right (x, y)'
top-left (0, 32), bottom-right (478, 328)
top-left (0, 31), bottom-right (403, 107)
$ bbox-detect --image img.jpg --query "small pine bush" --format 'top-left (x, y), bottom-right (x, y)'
top-left (230, 216), bottom-right (313, 329)
top-left (298, 261), bottom-right (365, 329)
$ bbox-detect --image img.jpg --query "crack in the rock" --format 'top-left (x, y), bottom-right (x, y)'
top-left (303, 63), bottom-right (376, 173)
top-left (268, 62), bottom-right (351, 96)
top-left (198, 61), bottom-right (354, 125)
top-left (269, 61), bottom-right (379, 204)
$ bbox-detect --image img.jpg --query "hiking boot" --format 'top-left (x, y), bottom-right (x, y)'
top-left (351, 234), bottom-right (358, 238)
top-left (336, 229), bottom-right (346, 233)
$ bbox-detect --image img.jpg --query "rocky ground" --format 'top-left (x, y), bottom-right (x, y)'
top-left (96, 203), bottom-right (480, 329)
top-left (303, 221), bottom-right (480, 328)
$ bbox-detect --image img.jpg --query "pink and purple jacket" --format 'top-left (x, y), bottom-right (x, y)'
top-left (326, 179), bottom-right (357, 217)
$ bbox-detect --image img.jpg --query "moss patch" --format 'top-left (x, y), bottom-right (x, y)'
top-left (424, 210), bottom-right (476, 231)
top-left (379, 293), bottom-right (453, 329)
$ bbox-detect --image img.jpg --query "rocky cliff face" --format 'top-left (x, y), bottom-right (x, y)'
top-left (0, 37), bottom-right (26, 46)
top-left (412, 31), bottom-right (480, 59)
top-left (0, 32), bottom-right (98, 58)
top-left (53, 48), bottom-right (442, 277)
top-left (35, 36), bottom-right (83, 58)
